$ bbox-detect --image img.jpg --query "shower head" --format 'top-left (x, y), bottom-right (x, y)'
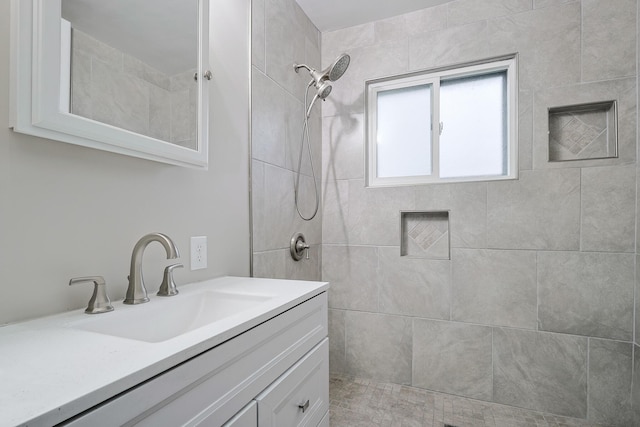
top-left (293, 53), bottom-right (351, 88)
top-left (316, 81), bottom-right (332, 99)
top-left (306, 81), bottom-right (332, 117)
top-left (327, 53), bottom-right (350, 82)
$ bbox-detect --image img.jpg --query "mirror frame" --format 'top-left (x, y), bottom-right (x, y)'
top-left (10, 0), bottom-right (210, 169)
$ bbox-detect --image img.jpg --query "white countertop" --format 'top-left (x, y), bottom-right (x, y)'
top-left (0, 276), bottom-right (329, 427)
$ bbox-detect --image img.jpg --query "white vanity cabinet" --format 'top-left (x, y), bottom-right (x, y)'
top-left (62, 292), bottom-right (328, 427)
top-left (222, 402), bottom-right (257, 427)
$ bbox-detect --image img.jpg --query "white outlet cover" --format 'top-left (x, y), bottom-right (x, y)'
top-left (190, 236), bottom-right (207, 270)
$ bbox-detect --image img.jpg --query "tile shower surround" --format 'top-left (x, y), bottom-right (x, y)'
top-left (252, 0), bottom-right (640, 425)
top-left (250, 0), bottom-right (323, 280)
top-left (318, 0), bottom-right (640, 426)
top-left (70, 29), bottom-right (197, 149)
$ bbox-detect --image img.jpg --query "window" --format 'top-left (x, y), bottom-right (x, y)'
top-left (366, 56), bottom-right (517, 187)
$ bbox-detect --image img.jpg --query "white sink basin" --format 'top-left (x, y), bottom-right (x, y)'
top-left (69, 291), bottom-right (273, 343)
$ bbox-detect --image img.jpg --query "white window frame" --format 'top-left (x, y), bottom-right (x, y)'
top-left (366, 56), bottom-right (518, 187)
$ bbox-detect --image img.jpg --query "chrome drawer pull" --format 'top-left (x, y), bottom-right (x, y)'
top-left (298, 399), bottom-right (310, 413)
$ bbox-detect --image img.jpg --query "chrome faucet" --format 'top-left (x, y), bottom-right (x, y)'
top-left (124, 233), bottom-right (180, 304)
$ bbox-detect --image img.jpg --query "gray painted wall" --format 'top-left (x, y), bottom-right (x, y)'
top-left (322, 1), bottom-right (638, 425)
top-left (251, 0), bottom-right (323, 280)
top-left (0, 0), bottom-right (251, 325)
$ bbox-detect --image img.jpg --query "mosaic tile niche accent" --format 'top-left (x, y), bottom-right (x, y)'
top-left (548, 101), bottom-right (617, 162)
top-left (401, 211), bottom-right (450, 259)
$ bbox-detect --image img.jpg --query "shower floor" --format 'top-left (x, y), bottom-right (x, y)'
top-left (329, 374), bottom-right (608, 427)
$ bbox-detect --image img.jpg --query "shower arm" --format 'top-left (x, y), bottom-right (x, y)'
top-left (293, 63), bottom-right (312, 73)
top-left (293, 63), bottom-right (327, 87)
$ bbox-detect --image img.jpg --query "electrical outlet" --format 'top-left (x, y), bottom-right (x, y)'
top-left (190, 236), bottom-right (207, 270)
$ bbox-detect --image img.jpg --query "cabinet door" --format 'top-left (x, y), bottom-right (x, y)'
top-left (218, 401), bottom-right (257, 427)
top-left (255, 339), bottom-right (329, 427)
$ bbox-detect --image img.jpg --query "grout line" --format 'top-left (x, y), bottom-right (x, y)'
top-left (491, 327), bottom-right (495, 401)
top-left (586, 336), bottom-right (590, 419)
top-left (330, 306), bottom-right (634, 344)
top-left (536, 251), bottom-right (539, 332)
top-left (579, 0), bottom-right (583, 83)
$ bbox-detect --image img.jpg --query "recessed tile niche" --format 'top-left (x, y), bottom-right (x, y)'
top-left (401, 211), bottom-right (450, 259)
top-left (548, 101), bottom-right (617, 162)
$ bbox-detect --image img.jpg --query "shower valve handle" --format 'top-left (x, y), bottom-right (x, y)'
top-left (290, 233), bottom-right (310, 261)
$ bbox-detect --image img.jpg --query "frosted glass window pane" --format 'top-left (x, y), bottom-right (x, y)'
top-left (439, 71), bottom-right (507, 178)
top-left (376, 85), bottom-right (432, 178)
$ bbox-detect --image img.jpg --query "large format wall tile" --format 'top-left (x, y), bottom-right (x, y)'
top-left (637, 255), bottom-right (640, 344)
top-left (347, 180), bottom-right (414, 246)
top-left (404, 4), bottom-right (448, 36)
top-left (252, 163), bottom-right (294, 251)
top-left (485, 3), bottom-right (581, 91)
top-left (148, 85), bottom-right (171, 142)
top-left (285, 92), bottom-right (321, 176)
top-left (322, 22), bottom-right (375, 59)
top-left (92, 59), bottom-right (149, 135)
top-left (321, 39), bottom-right (409, 117)
top-left (322, 114), bottom-right (365, 181)
top-left (252, 248), bottom-right (286, 279)
top-left (251, 68), bottom-right (287, 168)
top-left (253, 246), bottom-right (320, 282)
top-left (533, 0), bottom-right (576, 8)
top-left (582, 0), bottom-right (637, 82)
top-left (415, 182), bottom-right (487, 248)
top-left (345, 311), bottom-right (412, 384)
top-left (487, 169), bottom-right (580, 250)
top-left (633, 345), bottom-right (640, 425)
top-left (373, 15), bottom-right (407, 44)
top-left (322, 245), bottom-right (379, 311)
top-left (322, 179), bottom-right (349, 244)
top-left (264, 0), bottom-right (308, 98)
top-left (581, 165), bottom-right (636, 253)
top-left (409, 21), bottom-right (491, 71)
top-left (328, 309), bottom-right (346, 374)
top-left (493, 328), bottom-right (587, 418)
top-left (537, 251), bottom-right (634, 341)
top-left (452, 249), bottom-right (536, 329)
top-left (519, 89), bottom-right (533, 170)
top-left (286, 244), bottom-right (321, 280)
top-left (251, 160), bottom-right (266, 251)
top-left (413, 319), bottom-right (492, 400)
top-left (588, 339), bottom-right (633, 425)
top-left (378, 247), bottom-right (450, 319)
top-left (70, 49), bottom-right (92, 118)
top-left (447, 0), bottom-right (532, 27)
top-left (251, 0), bottom-right (265, 71)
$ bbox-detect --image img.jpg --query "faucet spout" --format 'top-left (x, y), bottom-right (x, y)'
top-left (124, 233), bottom-right (179, 305)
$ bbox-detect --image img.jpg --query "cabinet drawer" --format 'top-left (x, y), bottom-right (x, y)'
top-left (220, 401), bottom-right (257, 427)
top-left (255, 339), bottom-right (328, 427)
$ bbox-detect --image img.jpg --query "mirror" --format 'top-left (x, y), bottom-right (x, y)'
top-left (10, 0), bottom-right (210, 168)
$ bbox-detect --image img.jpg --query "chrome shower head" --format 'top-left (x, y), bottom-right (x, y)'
top-left (316, 81), bottom-right (332, 99)
top-left (327, 53), bottom-right (350, 82)
top-left (293, 53), bottom-right (350, 88)
top-left (306, 81), bottom-right (332, 117)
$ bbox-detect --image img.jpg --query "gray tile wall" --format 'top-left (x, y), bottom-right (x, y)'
top-left (251, 0), bottom-right (322, 280)
top-left (634, 0), bottom-right (640, 423)
top-left (71, 30), bottom-right (197, 149)
top-left (321, 1), bottom-right (639, 425)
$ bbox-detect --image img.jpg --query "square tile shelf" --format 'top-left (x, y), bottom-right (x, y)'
top-left (548, 100), bottom-right (617, 162)
top-left (401, 211), bottom-right (450, 259)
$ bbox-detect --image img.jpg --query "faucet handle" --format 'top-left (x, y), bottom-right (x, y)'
top-left (157, 263), bottom-right (183, 297)
top-left (69, 276), bottom-right (114, 314)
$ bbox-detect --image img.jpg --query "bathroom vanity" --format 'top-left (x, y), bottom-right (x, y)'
top-left (0, 277), bottom-right (329, 427)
